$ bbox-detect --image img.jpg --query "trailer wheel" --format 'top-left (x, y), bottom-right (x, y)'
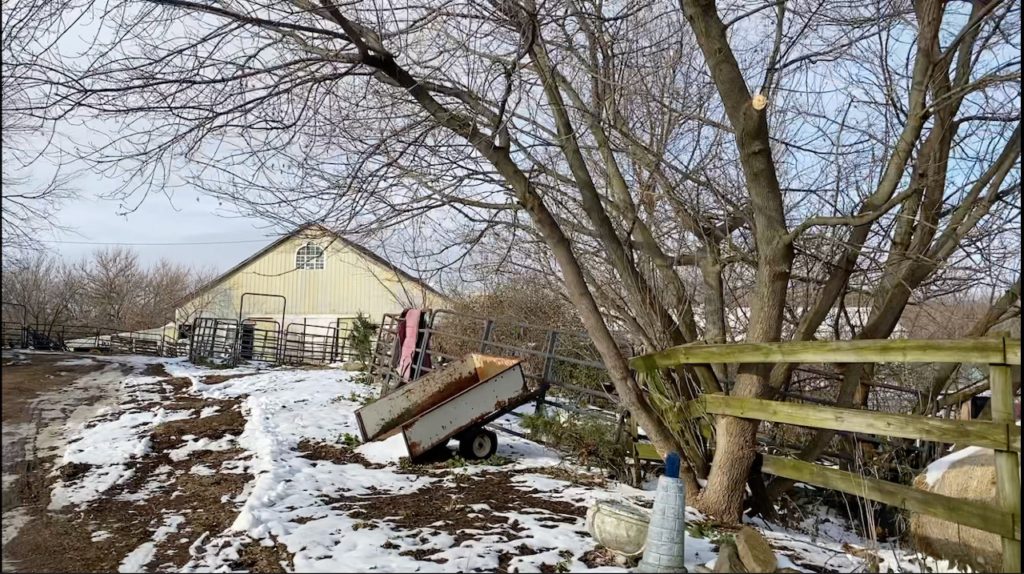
top-left (458, 428), bottom-right (498, 460)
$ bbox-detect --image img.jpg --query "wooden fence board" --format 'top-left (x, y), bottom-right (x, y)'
top-left (1005, 340), bottom-right (1021, 366)
top-left (761, 455), bottom-right (1020, 541)
top-left (699, 395), bottom-right (1018, 452)
top-left (630, 338), bottom-right (1018, 371)
top-left (626, 337), bottom-right (1024, 553)
top-left (991, 364), bottom-right (1022, 571)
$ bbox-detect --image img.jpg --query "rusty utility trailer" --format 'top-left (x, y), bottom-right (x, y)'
top-left (355, 353), bottom-right (537, 460)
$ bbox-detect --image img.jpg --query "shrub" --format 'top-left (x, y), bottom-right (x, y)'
top-left (347, 312), bottom-right (379, 366)
top-left (521, 411), bottom-right (630, 479)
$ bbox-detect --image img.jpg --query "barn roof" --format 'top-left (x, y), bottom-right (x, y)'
top-left (180, 223), bottom-right (445, 303)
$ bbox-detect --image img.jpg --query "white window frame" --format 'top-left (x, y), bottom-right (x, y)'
top-left (295, 242), bottom-right (326, 270)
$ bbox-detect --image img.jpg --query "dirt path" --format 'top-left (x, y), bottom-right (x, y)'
top-left (2, 352), bottom-right (260, 573)
top-left (2, 352), bottom-right (124, 506)
top-left (1, 351), bottom-right (133, 569)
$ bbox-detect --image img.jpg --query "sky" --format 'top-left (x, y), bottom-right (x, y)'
top-left (11, 0), bottom-right (1019, 284)
top-left (47, 186), bottom-right (282, 272)
top-left (5, 4), bottom-right (290, 275)
top-left (12, 120), bottom-right (286, 272)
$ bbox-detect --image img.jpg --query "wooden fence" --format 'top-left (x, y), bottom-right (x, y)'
top-left (629, 337), bottom-right (1021, 573)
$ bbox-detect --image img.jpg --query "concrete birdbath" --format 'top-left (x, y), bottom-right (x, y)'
top-left (585, 500), bottom-right (651, 557)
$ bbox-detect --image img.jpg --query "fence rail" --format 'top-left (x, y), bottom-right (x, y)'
top-left (630, 338), bottom-right (1015, 370)
top-left (630, 336), bottom-right (1022, 572)
top-left (760, 454), bottom-right (1019, 541)
top-left (690, 394), bottom-right (1020, 452)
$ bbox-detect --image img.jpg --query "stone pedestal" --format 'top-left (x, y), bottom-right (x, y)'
top-left (637, 474), bottom-right (687, 573)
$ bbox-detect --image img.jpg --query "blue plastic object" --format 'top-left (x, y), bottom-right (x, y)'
top-left (664, 452), bottom-right (681, 478)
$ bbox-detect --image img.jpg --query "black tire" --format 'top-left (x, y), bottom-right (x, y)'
top-left (458, 428), bottom-right (498, 460)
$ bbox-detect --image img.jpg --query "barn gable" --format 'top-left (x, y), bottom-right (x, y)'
top-left (176, 224), bottom-right (444, 328)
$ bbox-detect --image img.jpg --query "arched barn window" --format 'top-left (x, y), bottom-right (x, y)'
top-left (296, 243), bottom-right (325, 270)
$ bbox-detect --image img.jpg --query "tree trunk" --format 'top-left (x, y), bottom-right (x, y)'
top-left (696, 415), bottom-right (759, 521)
top-left (327, 21), bottom-right (704, 492)
top-left (677, 0), bottom-right (793, 521)
top-left (516, 182), bottom-right (703, 495)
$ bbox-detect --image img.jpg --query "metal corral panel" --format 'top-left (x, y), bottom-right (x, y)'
top-left (355, 355), bottom-right (478, 441)
top-left (402, 363), bottom-right (528, 458)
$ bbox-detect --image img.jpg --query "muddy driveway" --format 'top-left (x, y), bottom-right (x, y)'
top-left (1, 351), bottom-right (134, 568)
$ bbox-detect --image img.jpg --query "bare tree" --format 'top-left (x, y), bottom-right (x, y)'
top-left (0, 253), bottom-right (83, 329)
top-left (137, 259), bottom-right (195, 327)
top-left (3, 248), bottom-right (216, 330)
top-left (171, 267), bottom-right (223, 327)
top-left (28, 0), bottom-right (1021, 520)
top-left (78, 247), bottom-right (148, 328)
top-left (1, 0), bottom-right (76, 259)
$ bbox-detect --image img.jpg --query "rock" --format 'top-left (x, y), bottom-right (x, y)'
top-left (714, 540), bottom-right (747, 573)
top-left (341, 361), bottom-right (365, 372)
top-left (692, 566), bottom-right (713, 573)
top-left (735, 526), bottom-right (777, 573)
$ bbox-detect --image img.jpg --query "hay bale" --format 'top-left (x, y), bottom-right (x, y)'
top-left (909, 446), bottom-right (1001, 571)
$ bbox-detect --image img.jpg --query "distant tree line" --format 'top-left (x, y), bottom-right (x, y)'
top-left (1, 247), bottom-right (214, 332)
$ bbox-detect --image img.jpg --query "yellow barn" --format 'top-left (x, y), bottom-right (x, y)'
top-left (175, 223), bottom-right (446, 333)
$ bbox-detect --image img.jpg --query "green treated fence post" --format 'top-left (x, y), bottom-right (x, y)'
top-left (990, 356), bottom-right (1020, 573)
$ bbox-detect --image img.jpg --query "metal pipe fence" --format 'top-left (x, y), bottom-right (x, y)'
top-left (1, 321), bottom-right (188, 358)
top-left (368, 309), bottom-right (630, 415)
top-left (188, 316), bottom-right (362, 367)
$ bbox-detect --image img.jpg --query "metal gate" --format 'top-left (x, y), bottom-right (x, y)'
top-left (189, 318), bottom-right (240, 364)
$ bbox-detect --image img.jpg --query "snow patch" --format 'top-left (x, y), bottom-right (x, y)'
top-left (54, 358), bottom-right (96, 366)
top-left (168, 435), bottom-right (237, 462)
top-left (118, 515), bottom-right (185, 573)
top-left (355, 433), bottom-right (408, 464)
top-left (30, 357), bottom-right (976, 574)
top-left (48, 375), bottom-right (192, 509)
top-left (50, 465), bottom-right (136, 510)
top-left (189, 464), bottom-right (216, 476)
top-left (922, 445), bottom-right (988, 487)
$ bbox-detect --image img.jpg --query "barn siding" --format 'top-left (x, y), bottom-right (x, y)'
top-left (176, 232), bottom-right (443, 327)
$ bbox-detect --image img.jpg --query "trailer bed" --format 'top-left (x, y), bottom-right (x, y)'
top-left (355, 353), bottom-right (536, 460)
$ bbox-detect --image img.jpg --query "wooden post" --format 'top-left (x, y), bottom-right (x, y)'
top-left (991, 359), bottom-right (1021, 573)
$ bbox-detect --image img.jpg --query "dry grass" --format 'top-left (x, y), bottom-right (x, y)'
top-left (910, 447), bottom-right (1001, 572)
